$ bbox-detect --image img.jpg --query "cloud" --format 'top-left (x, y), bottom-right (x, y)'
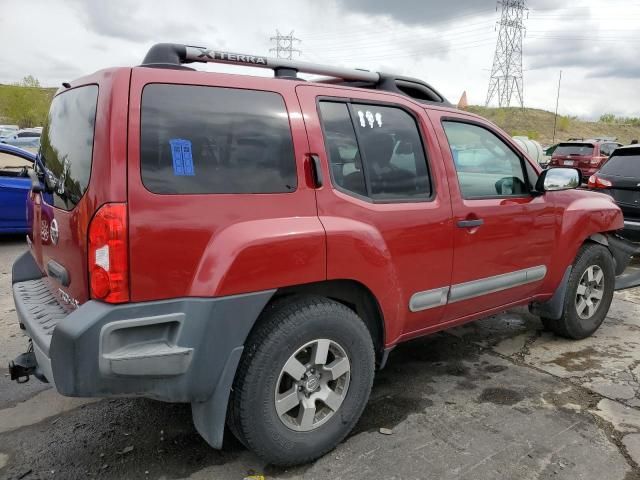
top-left (337, 0), bottom-right (561, 26)
top-left (73, 0), bottom-right (214, 43)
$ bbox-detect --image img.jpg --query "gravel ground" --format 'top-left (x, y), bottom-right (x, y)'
top-left (0, 236), bottom-right (639, 480)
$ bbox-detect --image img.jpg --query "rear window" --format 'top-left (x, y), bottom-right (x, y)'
top-left (599, 152), bottom-right (640, 177)
top-left (554, 143), bottom-right (594, 156)
top-left (40, 85), bottom-right (99, 210)
top-left (140, 84), bottom-right (297, 194)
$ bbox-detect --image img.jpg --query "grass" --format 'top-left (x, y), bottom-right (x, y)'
top-left (465, 106), bottom-right (640, 146)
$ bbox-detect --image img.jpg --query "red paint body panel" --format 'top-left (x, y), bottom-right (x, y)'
top-left (427, 109), bottom-right (557, 319)
top-left (126, 68), bottom-right (325, 301)
top-left (25, 67), bottom-right (625, 351)
top-left (296, 85), bottom-right (455, 344)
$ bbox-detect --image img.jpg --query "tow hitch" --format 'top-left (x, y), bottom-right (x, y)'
top-left (9, 344), bottom-right (37, 383)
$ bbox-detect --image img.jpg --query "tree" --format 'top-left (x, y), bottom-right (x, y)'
top-left (599, 113), bottom-right (616, 124)
top-left (16, 75), bottom-right (41, 88)
top-left (0, 76), bottom-right (53, 128)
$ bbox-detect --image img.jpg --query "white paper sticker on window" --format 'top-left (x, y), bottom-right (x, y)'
top-left (356, 110), bottom-right (382, 128)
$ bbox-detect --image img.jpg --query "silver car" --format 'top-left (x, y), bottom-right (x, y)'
top-left (0, 128), bottom-right (41, 149)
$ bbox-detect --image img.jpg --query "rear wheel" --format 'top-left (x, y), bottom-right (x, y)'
top-left (228, 296), bottom-right (375, 466)
top-left (542, 243), bottom-right (615, 339)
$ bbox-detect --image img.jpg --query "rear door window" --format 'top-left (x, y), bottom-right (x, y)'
top-left (40, 85), bottom-right (99, 211)
top-left (319, 101), bottom-right (431, 201)
top-left (554, 143), bottom-right (594, 156)
top-left (140, 84), bottom-right (297, 194)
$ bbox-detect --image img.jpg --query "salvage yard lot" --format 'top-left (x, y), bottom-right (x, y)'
top-left (0, 237), bottom-right (639, 480)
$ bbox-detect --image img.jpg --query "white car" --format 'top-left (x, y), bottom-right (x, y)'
top-left (0, 128), bottom-right (41, 148)
top-left (0, 125), bottom-right (19, 138)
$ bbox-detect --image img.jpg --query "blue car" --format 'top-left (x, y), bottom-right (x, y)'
top-left (0, 144), bottom-right (38, 234)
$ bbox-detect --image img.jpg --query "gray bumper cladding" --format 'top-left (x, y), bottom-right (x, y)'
top-left (99, 314), bottom-right (194, 377)
top-left (12, 252), bottom-right (275, 449)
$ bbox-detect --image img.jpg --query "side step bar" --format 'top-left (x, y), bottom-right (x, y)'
top-left (615, 268), bottom-right (640, 291)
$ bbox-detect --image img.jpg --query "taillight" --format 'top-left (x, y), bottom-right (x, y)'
top-left (587, 175), bottom-right (612, 189)
top-left (88, 203), bottom-right (129, 303)
top-left (590, 156), bottom-right (605, 165)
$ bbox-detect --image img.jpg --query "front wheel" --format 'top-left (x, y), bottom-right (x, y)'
top-left (542, 243), bottom-right (615, 339)
top-left (228, 296), bottom-right (375, 466)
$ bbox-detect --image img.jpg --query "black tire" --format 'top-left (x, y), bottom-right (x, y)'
top-left (542, 243), bottom-right (615, 339)
top-left (227, 295), bottom-right (375, 466)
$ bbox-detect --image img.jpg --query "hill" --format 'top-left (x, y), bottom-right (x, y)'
top-left (465, 106), bottom-right (640, 146)
top-left (0, 83), bottom-right (56, 128)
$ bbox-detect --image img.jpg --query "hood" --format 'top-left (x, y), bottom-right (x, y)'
top-left (0, 143), bottom-right (36, 163)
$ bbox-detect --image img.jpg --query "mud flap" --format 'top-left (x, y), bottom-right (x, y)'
top-left (191, 346), bottom-right (244, 449)
top-left (529, 266), bottom-right (572, 320)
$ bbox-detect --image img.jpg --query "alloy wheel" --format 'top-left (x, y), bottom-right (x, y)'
top-left (274, 339), bottom-right (351, 432)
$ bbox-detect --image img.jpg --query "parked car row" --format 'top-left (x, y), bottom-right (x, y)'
top-left (548, 139), bottom-right (623, 181)
top-left (0, 127), bottom-right (42, 149)
top-left (586, 144), bottom-right (640, 241)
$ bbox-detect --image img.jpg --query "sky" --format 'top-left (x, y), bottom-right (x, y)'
top-left (1, 0), bottom-right (639, 120)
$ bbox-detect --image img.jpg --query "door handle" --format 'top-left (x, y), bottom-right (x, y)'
top-left (457, 219), bottom-right (484, 228)
top-left (307, 154), bottom-right (323, 188)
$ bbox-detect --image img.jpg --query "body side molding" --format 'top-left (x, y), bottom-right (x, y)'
top-left (410, 265), bottom-right (547, 311)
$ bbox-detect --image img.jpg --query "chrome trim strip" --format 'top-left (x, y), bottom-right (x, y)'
top-left (409, 286), bottom-right (450, 312)
top-left (624, 220), bottom-right (640, 227)
top-left (449, 265), bottom-right (547, 303)
top-left (409, 265), bottom-right (548, 312)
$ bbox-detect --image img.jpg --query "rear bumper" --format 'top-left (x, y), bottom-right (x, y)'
top-left (11, 252), bottom-right (274, 404)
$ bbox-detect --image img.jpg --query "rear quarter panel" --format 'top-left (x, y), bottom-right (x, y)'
top-left (126, 69), bottom-right (325, 301)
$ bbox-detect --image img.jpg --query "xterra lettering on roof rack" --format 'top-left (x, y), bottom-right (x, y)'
top-left (141, 43), bottom-right (451, 106)
top-left (193, 49), bottom-right (268, 66)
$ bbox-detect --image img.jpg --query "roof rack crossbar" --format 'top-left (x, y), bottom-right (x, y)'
top-left (142, 43), bottom-right (380, 83)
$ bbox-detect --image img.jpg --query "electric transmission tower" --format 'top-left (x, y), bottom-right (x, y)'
top-left (485, 0), bottom-right (527, 108)
top-left (269, 30), bottom-right (301, 59)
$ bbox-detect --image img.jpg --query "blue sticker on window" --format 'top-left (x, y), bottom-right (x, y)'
top-left (169, 139), bottom-right (195, 176)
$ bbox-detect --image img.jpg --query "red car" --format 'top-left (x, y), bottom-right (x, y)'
top-left (9, 43), bottom-right (638, 466)
top-left (549, 139), bottom-right (622, 181)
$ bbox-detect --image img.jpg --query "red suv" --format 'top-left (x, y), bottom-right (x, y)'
top-left (549, 139), bottom-right (622, 180)
top-left (8, 43), bottom-right (638, 466)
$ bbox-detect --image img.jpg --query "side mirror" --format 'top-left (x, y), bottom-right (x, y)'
top-left (535, 167), bottom-right (581, 192)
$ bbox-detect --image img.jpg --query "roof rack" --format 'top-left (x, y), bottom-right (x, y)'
top-left (141, 43), bottom-right (450, 106)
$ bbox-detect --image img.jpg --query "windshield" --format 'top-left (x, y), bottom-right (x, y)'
top-left (554, 143), bottom-right (594, 156)
top-left (599, 153), bottom-right (640, 177)
top-left (39, 85), bottom-right (98, 210)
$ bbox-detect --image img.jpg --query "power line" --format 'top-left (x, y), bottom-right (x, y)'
top-left (301, 8), bottom-right (498, 41)
top-left (486, 0), bottom-right (527, 108)
top-left (269, 30), bottom-right (301, 60)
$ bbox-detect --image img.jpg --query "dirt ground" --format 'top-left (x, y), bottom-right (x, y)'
top-left (1, 237), bottom-right (639, 480)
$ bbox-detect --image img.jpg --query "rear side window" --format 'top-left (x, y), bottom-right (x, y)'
top-left (40, 85), bottom-right (99, 211)
top-left (140, 84), bottom-right (297, 194)
top-left (599, 152), bottom-right (640, 177)
top-left (319, 101), bottom-right (431, 201)
top-left (554, 143), bottom-right (594, 156)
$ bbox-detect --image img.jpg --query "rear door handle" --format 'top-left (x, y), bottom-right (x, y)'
top-left (457, 219), bottom-right (484, 228)
top-left (307, 154), bottom-right (323, 188)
